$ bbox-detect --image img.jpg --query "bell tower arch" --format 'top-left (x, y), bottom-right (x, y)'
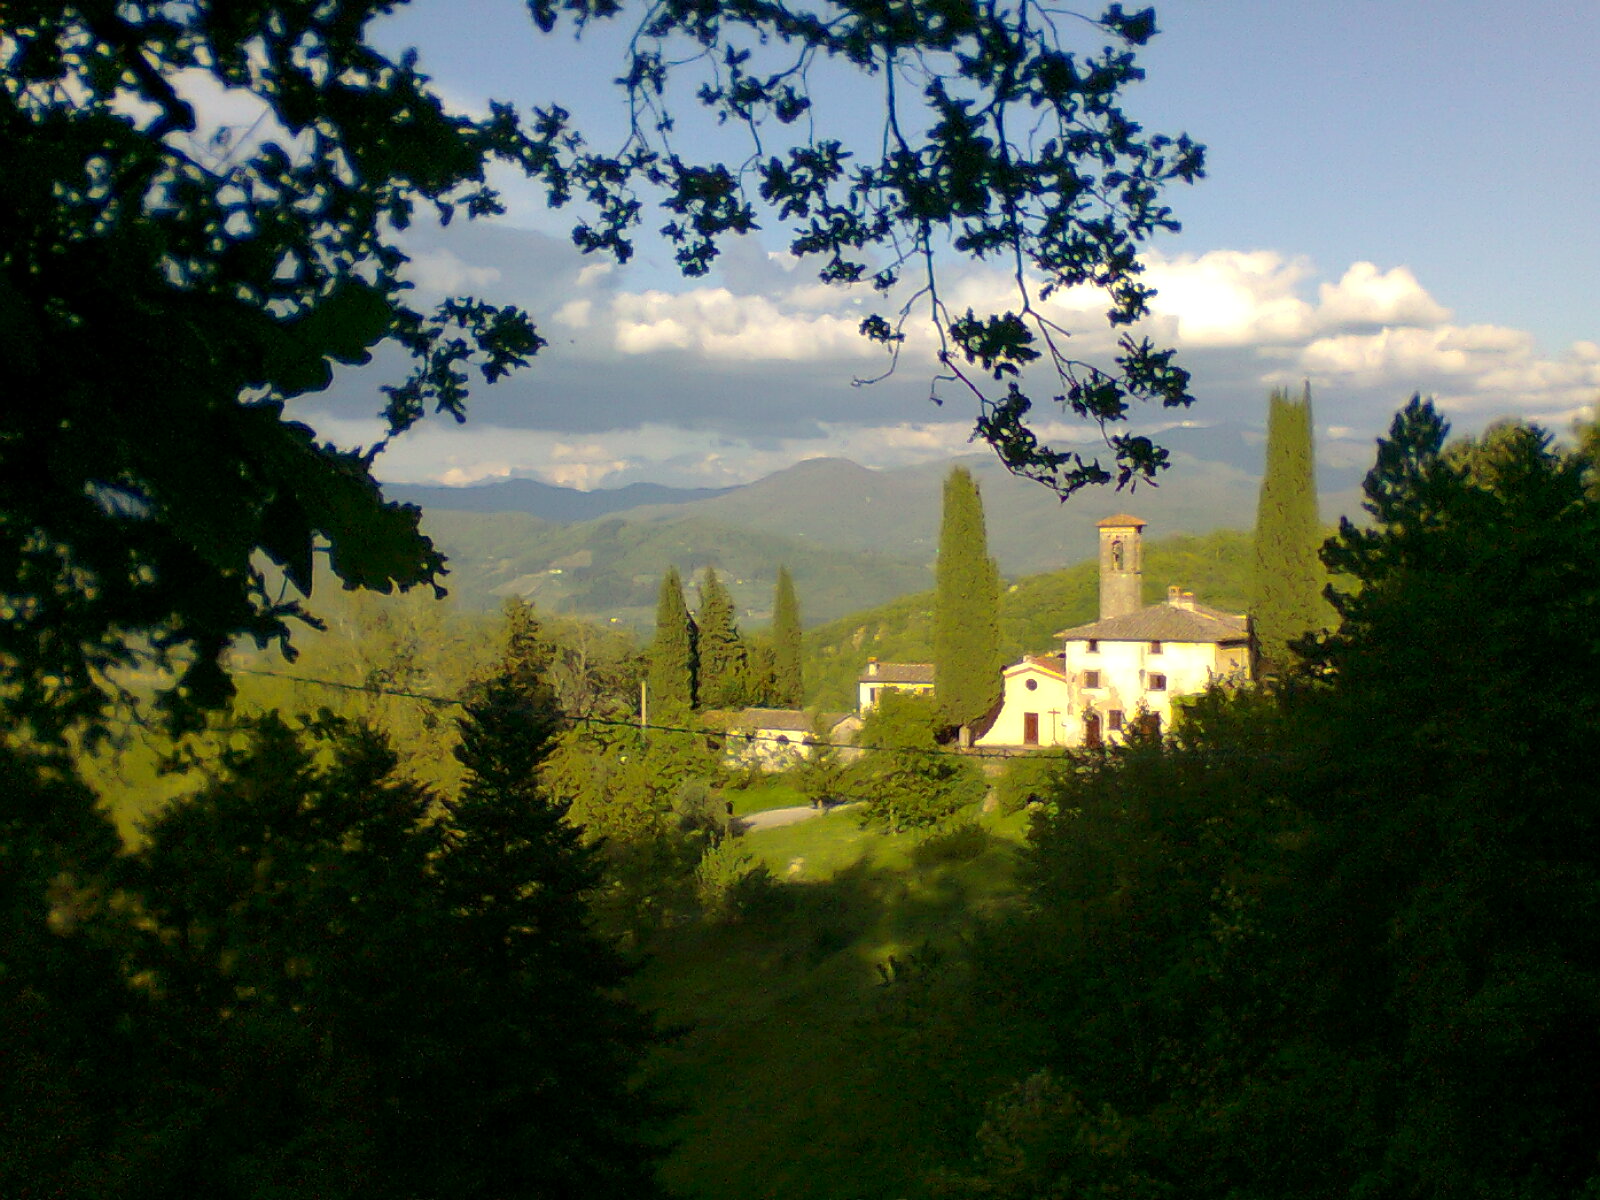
top-left (1097, 514), bottom-right (1146, 620)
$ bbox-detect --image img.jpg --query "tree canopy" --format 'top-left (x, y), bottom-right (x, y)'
top-left (962, 398), bottom-right (1600, 1199)
top-left (1, 0), bottom-right (1202, 738)
top-left (1250, 383), bottom-right (1328, 669)
top-left (934, 466), bottom-right (1002, 734)
top-left (648, 566), bottom-right (697, 716)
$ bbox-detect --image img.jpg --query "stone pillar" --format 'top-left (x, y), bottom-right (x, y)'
top-left (1097, 514), bottom-right (1146, 620)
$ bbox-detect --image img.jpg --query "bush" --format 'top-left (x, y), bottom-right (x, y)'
top-left (993, 749), bottom-right (1073, 815)
top-left (848, 693), bottom-right (986, 832)
top-left (693, 838), bottom-right (784, 923)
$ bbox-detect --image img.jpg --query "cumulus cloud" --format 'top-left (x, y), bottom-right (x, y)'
top-left (304, 221), bottom-right (1597, 483)
top-left (1314, 262), bottom-right (1451, 332)
top-left (610, 288), bottom-right (878, 361)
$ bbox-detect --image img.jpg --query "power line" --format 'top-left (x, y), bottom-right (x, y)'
top-left (232, 666), bottom-right (1044, 761)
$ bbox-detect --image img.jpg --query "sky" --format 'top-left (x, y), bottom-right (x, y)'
top-left (292, 0), bottom-right (1598, 491)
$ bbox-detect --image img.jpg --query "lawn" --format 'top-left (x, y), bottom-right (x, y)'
top-left (723, 777), bottom-right (810, 816)
top-left (633, 804), bottom-right (1035, 1200)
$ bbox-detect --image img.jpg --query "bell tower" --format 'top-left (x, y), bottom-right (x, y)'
top-left (1097, 514), bottom-right (1146, 620)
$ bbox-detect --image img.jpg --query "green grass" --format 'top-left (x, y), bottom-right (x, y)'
top-left (723, 778), bottom-right (809, 816)
top-left (633, 805), bottom-right (1034, 1200)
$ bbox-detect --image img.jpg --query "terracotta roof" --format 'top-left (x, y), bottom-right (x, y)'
top-left (858, 662), bottom-right (935, 684)
top-left (1005, 653), bottom-right (1068, 680)
top-left (725, 708), bottom-right (852, 733)
top-left (1096, 513), bottom-right (1147, 529)
top-left (1055, 601), bottom-right (1249, 644)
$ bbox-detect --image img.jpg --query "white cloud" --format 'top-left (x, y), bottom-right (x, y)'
top-left (305, 228), bottom-right (1597, 485)
top-left (1294, 325), bottom-right (1600, 421)
top-left (1314, 262), bottom-right (1451, 331)
top-left (609, 288), bottom-right (878, 361)
top-left (1141, 250), bottom-right (1317, 347)
top-left (402, 247), bottom-right (502, 297)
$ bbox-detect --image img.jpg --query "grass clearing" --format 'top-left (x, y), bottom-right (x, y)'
top-left (724, 777), bottom-right (809, 816)
top-left (634, 805), bottom-right (1034, 1200)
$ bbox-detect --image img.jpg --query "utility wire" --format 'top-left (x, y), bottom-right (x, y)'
top-left (233, 666), bottom-right (1052, 761)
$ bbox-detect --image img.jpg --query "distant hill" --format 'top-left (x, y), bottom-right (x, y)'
top-left (420, 509), bottom-right (931, 632)
top-left (392, 426), bottom-right (1362, 581)
top-left (390, 427), bottom-right (1366, 638)
top-left (388, 477), bottom-right (736, 521)
top-left (799, 528), bottom-right (1257, 708)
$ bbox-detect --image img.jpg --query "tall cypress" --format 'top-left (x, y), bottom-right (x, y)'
top-left (649, 567), bottom-right (697, 716)
top-left (1251, 383), bottom-right (1327, 671)
top-left (771, 566), bottom-right (804, 708)
top-left (934, 466), bottom-right (1002, 738)
top-left (695, 567), bottom-right (748, 710)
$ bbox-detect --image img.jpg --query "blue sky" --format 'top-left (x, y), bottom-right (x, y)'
top-left (296, 0), bottom-right (1598, 490)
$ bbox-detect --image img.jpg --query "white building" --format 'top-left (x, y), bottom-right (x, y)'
top-left (715, 708), bottom-right (863, 770)
top-left (976, 514), bottom-right (1254, 748)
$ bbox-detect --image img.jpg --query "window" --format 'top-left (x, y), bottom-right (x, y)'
top-left (1083, 670), bottom-right (1100, 689)
top-left (1109, 709), bottom-right (1124, 732)
top-left (1148, 673), bottom-right (1167, 692)
top-left (1148, 640), bottom-right (1163, 654)
top-left (1025, 678), bottom-right (1038, 691)
top-left (1087, 639), bottom-right (1099, 653)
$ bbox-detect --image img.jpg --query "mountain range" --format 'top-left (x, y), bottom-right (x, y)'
top-left (397, 421), bottom-right (1366, 632)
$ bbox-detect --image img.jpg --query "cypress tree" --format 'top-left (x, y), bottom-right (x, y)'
top-left (934, 466), bottom-right (1002, 738)
top-left (1251, 383), bottom-right (1327, 671)
top-left (649, 567), bottom-right (697, 716)
top-left (696, 567), bottom-right (748, 710)
top-left (771, 566), bottom-right (804, 708)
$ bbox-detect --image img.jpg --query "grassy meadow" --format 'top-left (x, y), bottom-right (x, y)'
top-left (637, 804), bottom-right (1034, 1200)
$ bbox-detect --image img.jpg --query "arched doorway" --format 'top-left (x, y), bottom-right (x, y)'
top-left (1083, 711), bottom-right (1102, 749)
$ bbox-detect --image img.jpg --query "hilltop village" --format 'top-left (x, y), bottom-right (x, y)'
top-left (716, 512), bottom-right (1253, 769)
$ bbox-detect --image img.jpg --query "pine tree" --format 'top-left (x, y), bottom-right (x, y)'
top-left (1251, 384), bottom-right (1327, 671)
top-left (649, 567), bottom-right (697, 716)
top-left (934, 466), bottom-right (1002, 738)
top-left (771, 566), bottom-right (804, 708)
top-left (440, 631), bottom-right (667, 1199)
top-left (696, 568), bottom-right (749, 710)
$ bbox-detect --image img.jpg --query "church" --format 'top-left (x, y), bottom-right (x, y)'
top-left (975, 515), bottom-right (1255, 749)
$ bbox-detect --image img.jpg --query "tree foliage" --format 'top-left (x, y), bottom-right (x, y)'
top-left (849, 690), bottom-right (985, 831)
top-left (1250, 383), bottom-right (1327, 669)
top-left (934, 466), bottom-right (1003, 734)
top-left (1, 0), bottom-right (1203, 739)
top-left (949, 398), bottom-right (1600, 1199)
top-left (695, 567), bottom-right (749, 710)
top-left (771, 565), bottom-right (805, 708)
top-left (648, 566), bottom-right (697, 716)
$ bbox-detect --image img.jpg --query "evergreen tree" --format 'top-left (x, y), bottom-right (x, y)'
top-left (771, 566), bottom-right (805, 708)
top-left (439, 636), bottom-right (667, 1198)
top-left (934, 467), bottom-right (1002, 738)
top-left (696, 568), bottom-right (749, 710)
top-left (1250, 383), bottom-right (1327, 671)
top-left (649, 567), bottom-right (697, 716)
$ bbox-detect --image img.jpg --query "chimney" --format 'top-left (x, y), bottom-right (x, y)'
top-left (1096, 515), bottom-right (1147, 620)
top-left (1166, 587), bottom-right (1195, 611)
top-left (867, 658), bottom-right (879, 677)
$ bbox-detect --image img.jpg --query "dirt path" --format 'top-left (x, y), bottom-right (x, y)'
top-left (736, 802), bottom-right (861, 832)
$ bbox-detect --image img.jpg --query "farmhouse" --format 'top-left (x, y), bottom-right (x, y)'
top-left (975, 514), bottom-right (1254, 749)
top-left (857, 659), bottom-right (935, 712)
top-left (715, 707), bottom-right (862, 771)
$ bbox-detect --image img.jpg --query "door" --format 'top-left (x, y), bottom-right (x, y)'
top-left (1022, 712), bottom-right (1040, 746)
top-left (1083, 711), bottom-right (1102, 748)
